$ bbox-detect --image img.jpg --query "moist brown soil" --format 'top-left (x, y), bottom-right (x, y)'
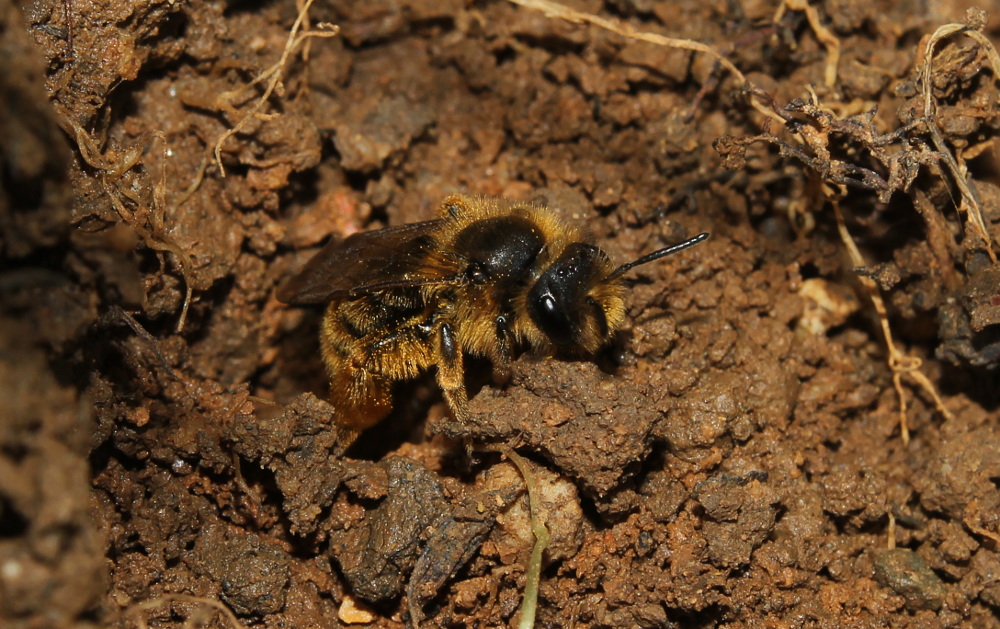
top-left (2, 0), bottom-right (1000, 627)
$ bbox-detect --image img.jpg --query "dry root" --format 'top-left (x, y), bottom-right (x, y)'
top-left (774, 0), bottom-right (840, 88)
top-left (918, 8), bottom-right (998, 262)
top-left (829, 190), bottom-right (954, 444)
top-left (212, 0), bottom-right (338, 176)
top-left (507, 0), bottom-right (746, 86)
top-left (61, 118), bottom-right (198, 332)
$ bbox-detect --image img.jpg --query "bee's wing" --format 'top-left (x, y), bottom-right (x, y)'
top-left (276, 219), bottom-right (458, 304)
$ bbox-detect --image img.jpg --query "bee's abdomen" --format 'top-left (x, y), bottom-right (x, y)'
top-left (319, 291), bottom-right (439, 434)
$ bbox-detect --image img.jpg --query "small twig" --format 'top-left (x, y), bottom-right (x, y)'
top-left (503, 448), bottom-right (550, 629)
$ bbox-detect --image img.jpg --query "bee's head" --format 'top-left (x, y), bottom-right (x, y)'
top-left (527, 233), bottom-right (709, 353)
top-left (526, 243), bottom-right (624, 353)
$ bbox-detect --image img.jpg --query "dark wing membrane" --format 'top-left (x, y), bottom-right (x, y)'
top-left (277, 220), bottom-right (459, 305)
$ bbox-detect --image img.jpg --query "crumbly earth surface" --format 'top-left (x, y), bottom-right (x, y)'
top-left (2, 0), bottom-right (1000, 627)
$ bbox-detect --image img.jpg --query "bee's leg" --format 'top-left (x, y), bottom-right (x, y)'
top-left (491, 314), bottom-right (514, 385)
top-left (436, 322), bottom-right (470, 422)
top-left (491, 358), bottom-right (512, 386)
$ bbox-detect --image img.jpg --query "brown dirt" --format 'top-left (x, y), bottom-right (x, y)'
top-left (2, 0), bottom-right (1000, 627)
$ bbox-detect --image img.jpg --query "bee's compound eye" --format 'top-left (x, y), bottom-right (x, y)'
top-left (542, 295), bottom-right (556, 312)
top-left (529, 290), bottom-right (574, 346)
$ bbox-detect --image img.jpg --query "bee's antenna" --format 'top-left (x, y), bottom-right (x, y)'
top-left (609, 232), bottom-right (709, 280)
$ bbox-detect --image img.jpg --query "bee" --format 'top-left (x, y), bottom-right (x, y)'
top-left (278, 195), bottom-right (708, 446)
